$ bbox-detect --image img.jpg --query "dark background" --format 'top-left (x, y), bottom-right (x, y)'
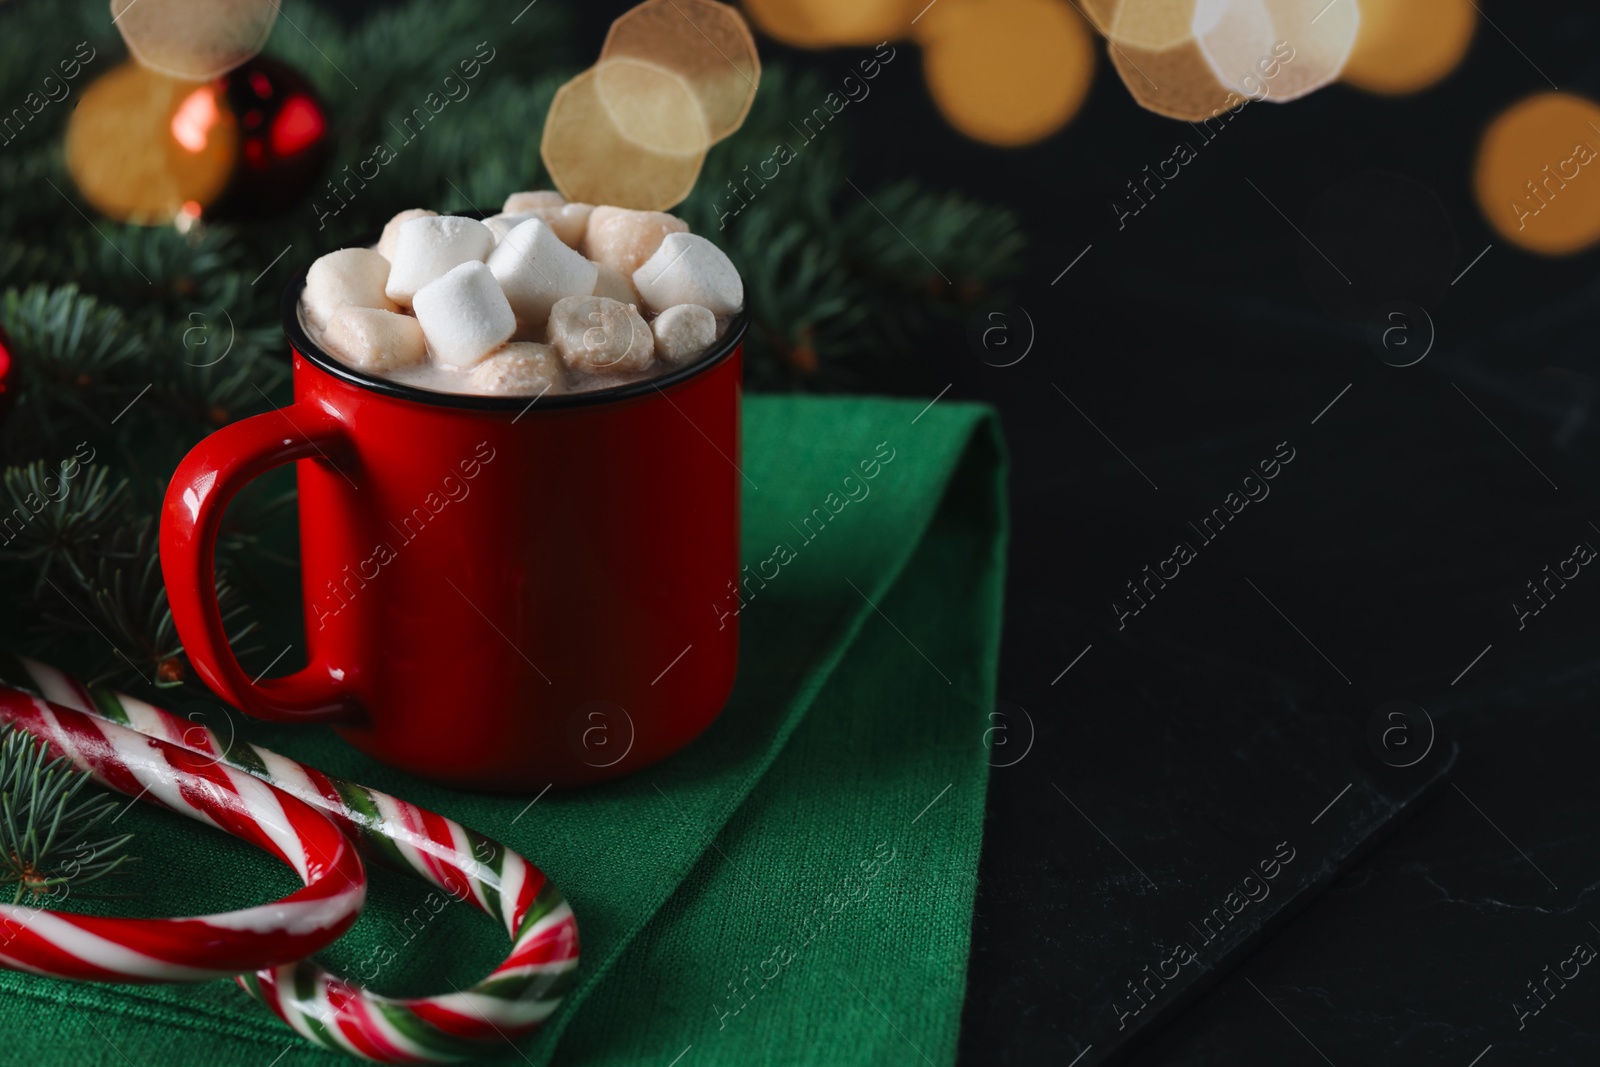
top-left (462, 2), bottom-right (1600, 1062)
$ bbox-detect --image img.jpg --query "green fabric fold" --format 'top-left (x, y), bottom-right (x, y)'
top-left (0, 395), bottom-right (1007, 1066)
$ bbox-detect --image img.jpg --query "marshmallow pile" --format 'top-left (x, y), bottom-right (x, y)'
top-left (301, 191), bottom-right (742, 397)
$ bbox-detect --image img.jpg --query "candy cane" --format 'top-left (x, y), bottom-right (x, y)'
top-left (0, 655), bottom-right (579, 1065)
top-left (0, 691), bottom-right (366, 982)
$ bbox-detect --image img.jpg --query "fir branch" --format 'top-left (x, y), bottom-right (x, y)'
top-left (0, 459), bottom-right (126, 596)
top-left (0, 285), bottom-right (150, 460)
top-left (0, 238), bottom-right (52, 293)
top-left (67, 225), bottom-right (246, 319)
top-left (216, 479), bottom-right (300, 572)
top-left (724, 207), bottom-right (868, 386)
top-left (0, 149), bottom-right (73, 243)
top-left (842, 179), bottom-right (1026, 354)
top-left (33, 517), bottom-right (259, 690)
top-left (140, 314), bottom-right (285, 455)
top-left (843, 180), bottom-right (1024, 294)
top-left (0, 723), bottom-right (134, 905)
top-left (1, 284), bottom-right (146, 386)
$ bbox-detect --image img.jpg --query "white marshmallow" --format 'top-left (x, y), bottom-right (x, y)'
top-left (633, 233), bottom-right (743, 316)
top-left (322, 306), bottom-right (427, 372)
top-left (485, 212), bottom-right (535, 242)
top-left (412, 261), bottom-right (516, 369)
top-left (548, 295), bottom-right (655, 376)
top-left (592, 263), bottom-right (640, 307)
top-left (303, 248), bottom-right (397, 329)
top-left (487, 218), bottom-right (599, 331)
top-left (584, 206), bottom-right (687, 277)
top-left (384, 215), bottom-right (495, 307)
top-left (376, 208), bottom-right (436, 260)
top-left (503, 190), bottom-right (567, 214)
top-left (467, 342), bottom-right (564, 396)
top-left (650, 304), bottom-right (718, 366)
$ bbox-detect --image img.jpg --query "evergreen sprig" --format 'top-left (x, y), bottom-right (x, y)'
top-left (0, 460), bottom-right (127, 595)
top-left (0, 723), bottom-right (134, 905)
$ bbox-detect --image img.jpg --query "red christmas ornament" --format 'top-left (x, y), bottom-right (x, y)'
top-left (0, 323), bottom-right (14, 432)
top-left (206, 55), bottom-right (330, 220)
top-left (0, 323), bottom-right (12, 399)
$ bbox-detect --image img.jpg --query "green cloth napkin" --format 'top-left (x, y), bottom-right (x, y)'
top-left (0, 395), bottom-right (1007, 1066)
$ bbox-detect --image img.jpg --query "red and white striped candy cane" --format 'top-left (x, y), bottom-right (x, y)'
top-left (0, 690), bottom-right (366, 982)
top-left (0, 655), bottom-right (580, 1064)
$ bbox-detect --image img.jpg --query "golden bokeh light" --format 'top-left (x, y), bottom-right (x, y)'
top-left (1190, 0), bottom-right (1357, 103)
top-left (1105, 0), bottom-right (1238, 122)
top-left (65, 61), bottom-right (238, 224)
top-left (1251, 0), bottom-right (1359, 101)
top-left (1190, 0), bottom-right (1274, 98)
top-left (542, 63), bottom-right (707, 211)
top-left (1343, 0), bottom-right (1475, 96)
top-left (109, 0), bottom-right (278, 82)
top-left (1107, 0), bottom-right (1189, 49)
top-left (919, 0), bottom-right (1095, 146)
top-left (1079, 0), bottom-right (1121, 34)
top-left (602, 0), bottom-right (761, 147)
top-left (593, 59), bottom-right (710, 157)
top-left (742, 0), bottom-right (919, 49)
top-left (1475, 92), bottom-right (1600, 256)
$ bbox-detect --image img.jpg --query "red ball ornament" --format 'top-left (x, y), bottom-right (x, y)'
top-left (0, 323), bottom-right (14, 427)
top-left (206, 55), bottom-right (331, 220)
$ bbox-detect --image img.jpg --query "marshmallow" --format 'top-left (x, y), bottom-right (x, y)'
top-left (384, 215), bottom-right (495, 307)
top-left (592, 263), bottom-right (640, 306)
top-left (412, 261), bottom-right (516, 369)
top-left (322, 307), bottom-right (427, 372)
top-left (488, 207), bottom-right (592, 248)
top-left (485, 211), bottom-right (535, 242)
top-left (650, 304), bottom-right (718, 366)
top-left (633, 233), bottom-right (743, 316)
top-left (584, 206), bottom-right (687, 277)
top-left (303, 248), bottom-right (397, 329)
top-left (487, 218), bottom-right (599, 331)
top-left (503, 190), bottom-right (567, 214)
top-left (548, 295), bottom-right (655, 376)
top-left (376, 208), bottom-right (437, 260)
top-left (531, 201), bottom-right (594, 248)
top-left (467, 342), bottom-right (564, 396)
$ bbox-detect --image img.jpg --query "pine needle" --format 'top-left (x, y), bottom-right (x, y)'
top-left (0, 724), bottom-right (135, 905)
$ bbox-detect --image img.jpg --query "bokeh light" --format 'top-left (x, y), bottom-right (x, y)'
top-left (65, 61), bottom-right (238, 224)
top-left (1343, 0), bottom-right (1475, 95)
top-left (603, 0), bottom-right (761, 149)
top-left (1475, 92), bottom-right (1600, 256)
top-left (1193, 0), bottom-right (1357, 103)
top-left (109, 0), bottom-right (279, 82)
top-left (1105, 0), bottom-right (1237, 122)
top-left (919, 0), bottom-right (1095, 146)
top-left (743, 0), bottom-right (918, 48)
top-left (1080, 0), bottom-right (1120, 33)
top-left (1252, 0), bottom-right (1359, 101)
top-left (542, 63), bottom-right (707, 211)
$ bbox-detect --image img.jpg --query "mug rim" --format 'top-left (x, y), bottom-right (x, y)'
top-left (280, 260), bottom-right (749, 414)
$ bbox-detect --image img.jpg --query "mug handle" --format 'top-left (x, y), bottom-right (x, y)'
top-left (160, 403), bottom-right (364, 724)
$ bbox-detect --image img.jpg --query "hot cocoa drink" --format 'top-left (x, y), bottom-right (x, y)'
top-left (300, 191), bottom-right (741, 397)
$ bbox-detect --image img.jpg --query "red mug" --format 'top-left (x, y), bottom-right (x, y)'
top-left (159, 267), bottom-right (745, 791)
